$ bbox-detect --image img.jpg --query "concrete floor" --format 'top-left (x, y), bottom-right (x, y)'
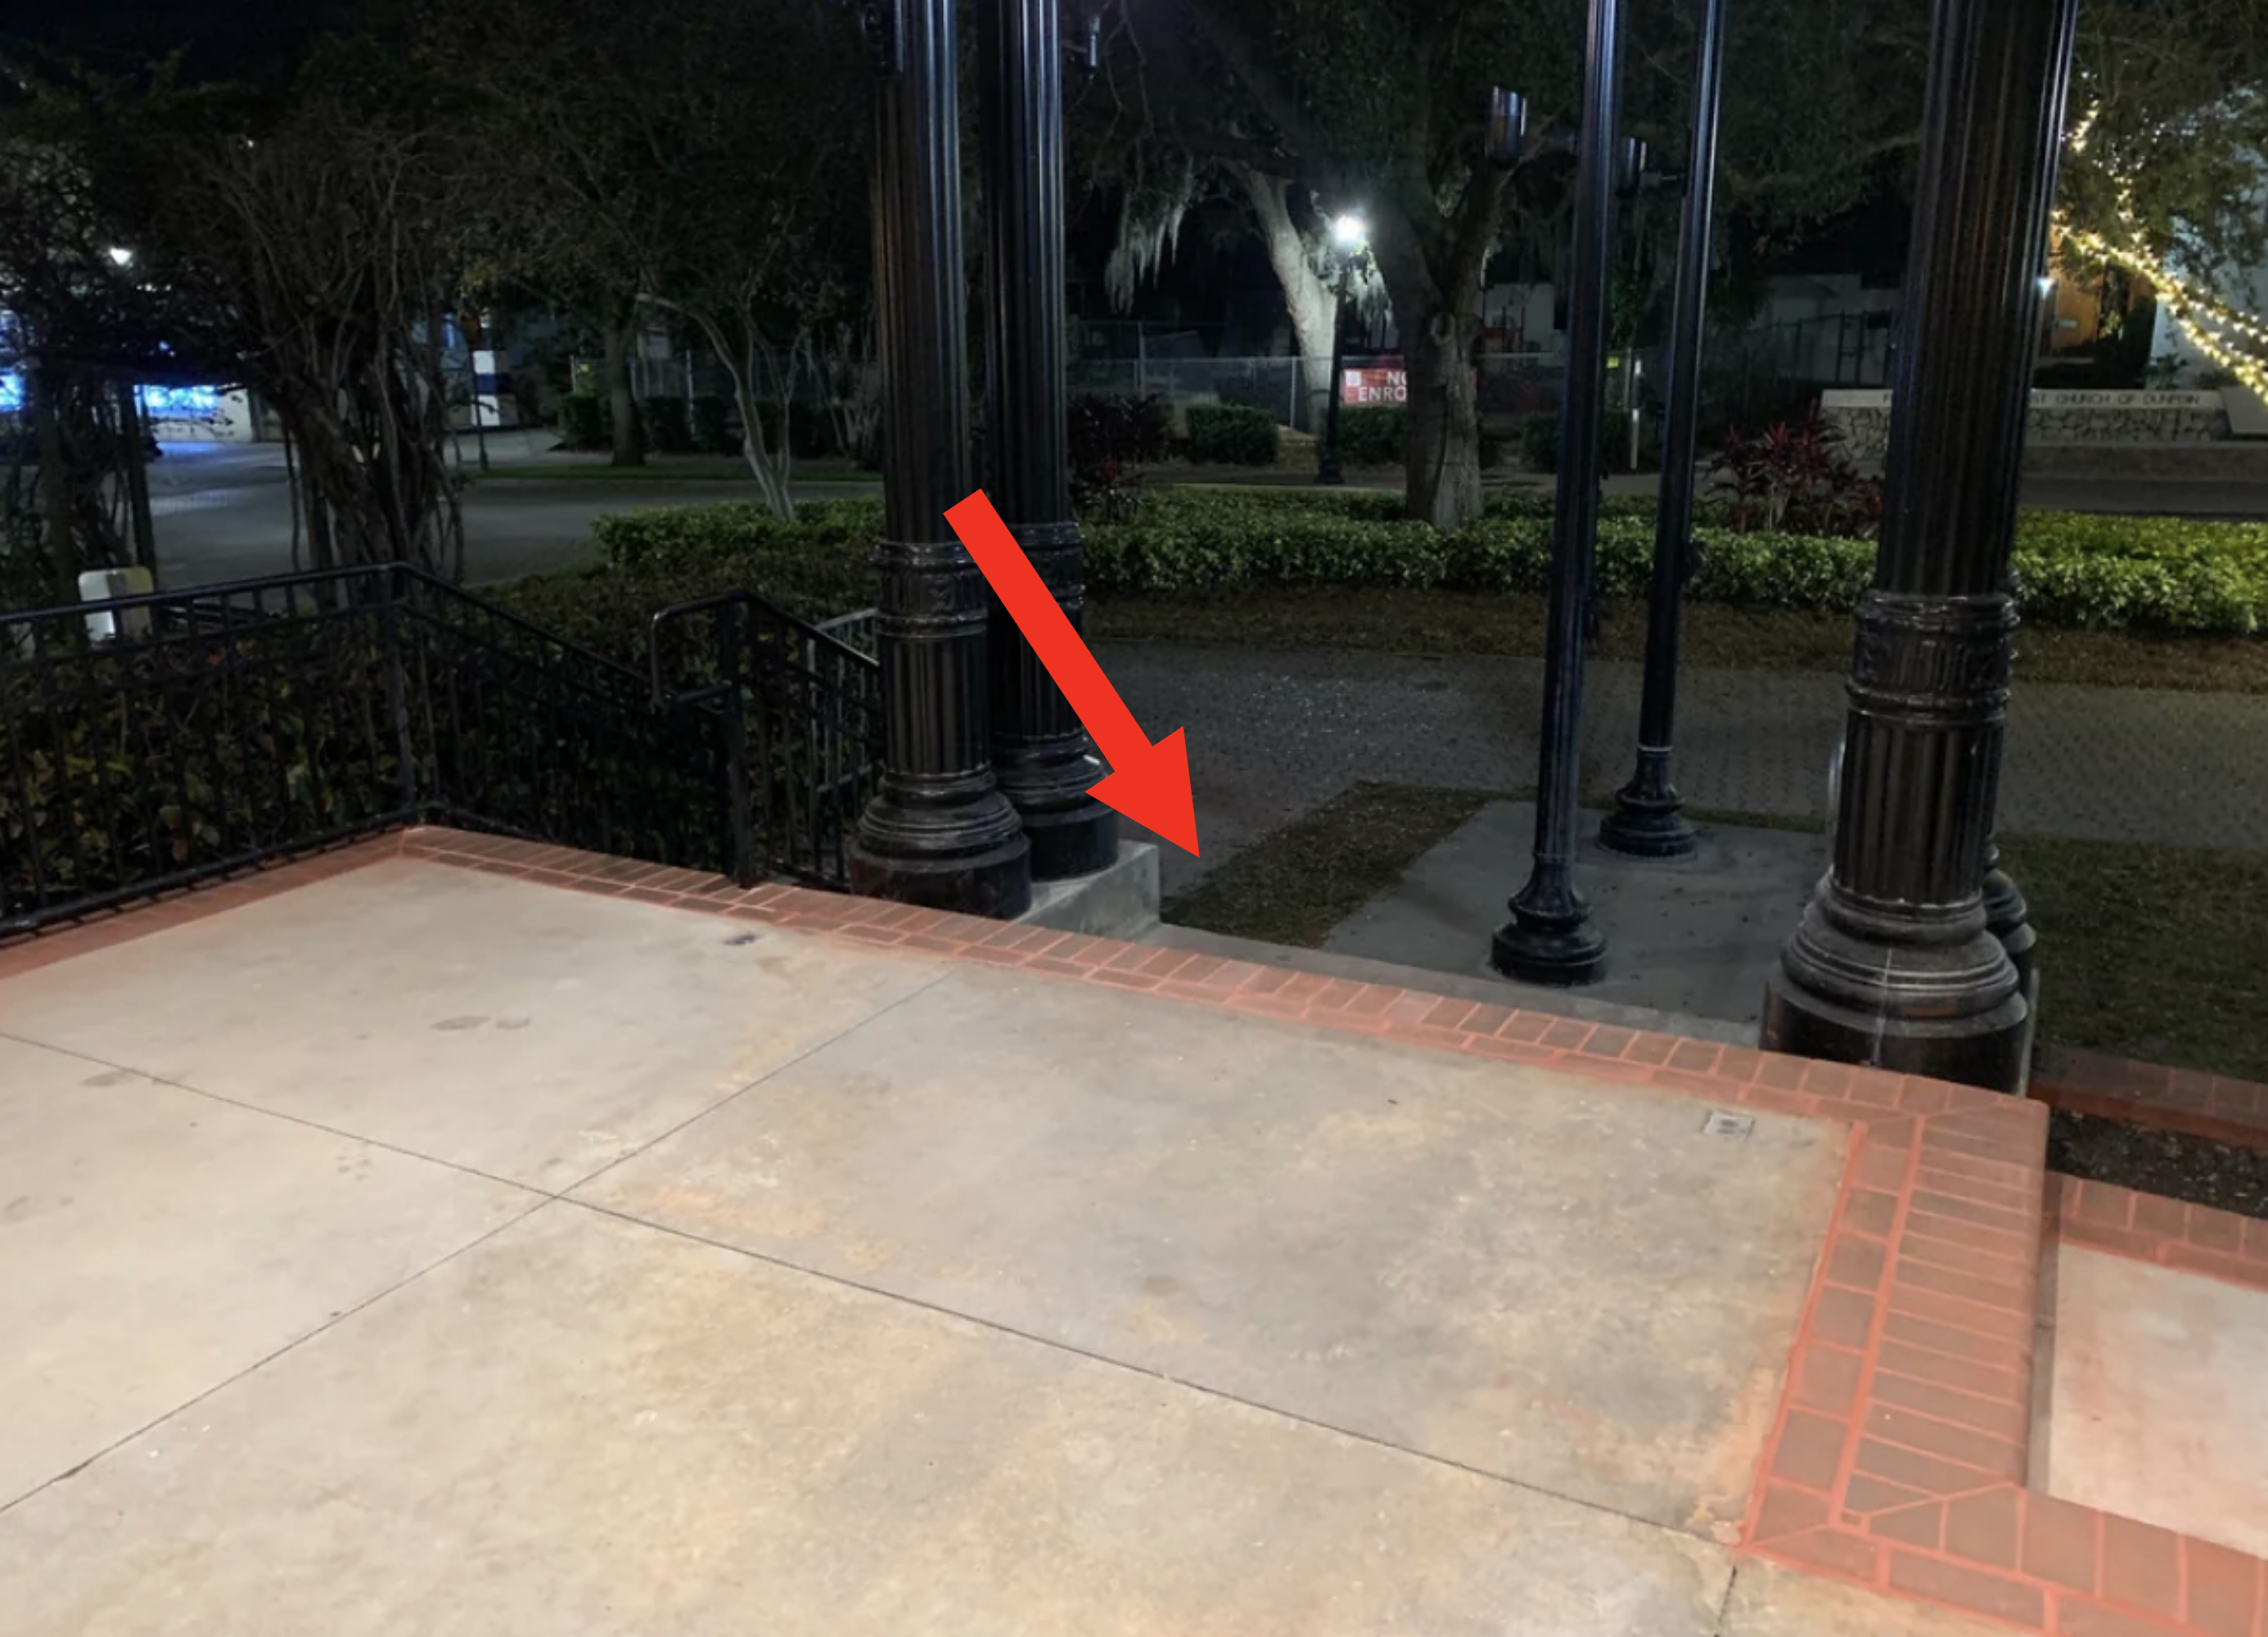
top-left (0, 858), bottom-right (1869, 1634)
top-left (1320, 800), bottom-right (1825, 1029)
top-left (2036, 1243), bottom-right (2268, 1558)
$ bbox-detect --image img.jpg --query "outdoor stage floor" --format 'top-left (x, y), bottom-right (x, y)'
top-left (0, 832), bottom-right (2257, 1635)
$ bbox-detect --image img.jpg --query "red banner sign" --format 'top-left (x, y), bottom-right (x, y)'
top-left (1341, 367), bottom-right (1406, 405)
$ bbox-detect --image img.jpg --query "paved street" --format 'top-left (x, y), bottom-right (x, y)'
top-left (143, 439), bottom-right (877, 590)
top-left (1102, 643), bottom-right (2268, 895)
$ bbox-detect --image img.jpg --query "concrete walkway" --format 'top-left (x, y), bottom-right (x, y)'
top-left (1101, 642), bottom-right (2268, 895)
top-left (0, 854), bottom-right (1833, 1634)
top-left (9, 832), bottom-right (2267, 1634)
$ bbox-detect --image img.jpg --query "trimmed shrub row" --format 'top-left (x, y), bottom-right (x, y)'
top-left (493, 491), bottom-right (2268, 661)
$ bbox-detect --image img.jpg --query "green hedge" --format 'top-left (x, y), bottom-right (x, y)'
top-left (489, 490), bottom-right (2268, 656)
top-left (1184, 404), bottom-right (1281, 466)
top-left (489, 499), bottom-right (881, 665)
top-left (1084, 490), bottom-right (2268, 633)
top-left (641, 395), bottom-right (692, 454)
top-left (1334, 406), bottom-right (1405, 466)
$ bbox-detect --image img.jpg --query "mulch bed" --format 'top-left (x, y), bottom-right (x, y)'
top-left (2048, 1107), bottom-right (2268, 1220)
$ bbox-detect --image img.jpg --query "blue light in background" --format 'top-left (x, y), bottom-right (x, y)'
top-left (0, 377), bottom-right (225, 418)
top-left (139, 384), bottom-right (223, 418)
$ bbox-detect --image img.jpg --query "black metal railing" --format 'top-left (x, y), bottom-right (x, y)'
top-left (649, 591), bottom-right (885, 891)
top-left (2, 565), bottom-right (872, 934)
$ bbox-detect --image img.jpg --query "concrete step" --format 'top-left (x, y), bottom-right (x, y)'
top-left (1136, 921), bottom-right (1756, 1046)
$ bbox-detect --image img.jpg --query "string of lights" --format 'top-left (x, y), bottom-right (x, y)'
top-left (2054, 109), bottom-right (2268, 401)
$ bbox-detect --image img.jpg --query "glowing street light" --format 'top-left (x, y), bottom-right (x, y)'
top-left (106, 246), bottom-right (135, 268)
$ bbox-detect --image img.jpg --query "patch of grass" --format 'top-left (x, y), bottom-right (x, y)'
top-left (2000, 832), bottom-right (2268, 1082)
top-left (1089, 586), bottom-right (2268, 693)
top-left (1162, 782), bottom-right (1508, 948)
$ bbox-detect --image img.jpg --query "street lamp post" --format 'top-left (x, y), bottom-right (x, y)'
top-left (1491, 0), bottom-right (1621, 986)
top-left (849, 0), bottom-right (1034, 918)
top-left (1598, 0), bottom-right (1729, 860)
top-left (976, 0), bottom-right (1117, 880)
top-left (1761, 0), bottom-right (2077, 1092)
top-left (1314, 214), bottom-right (1368, 487)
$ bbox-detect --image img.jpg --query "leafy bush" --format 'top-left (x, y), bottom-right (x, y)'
top-left (1710, 403), bottom-right (1882, 538)
top-left (485, 489), bottom-right (2268, 660)
top-left (557, 391), bottom-right (609, 451)
top-left (1184, 404), bottom-right (1281, 466)
top-left (1068, 392), bottom-right (1172, 521)
top-left (1083, 488), bottom-right (2268, 634)
top-left (691, 394), bottom-right (733, 454)
top-left (1517, 411), bottom-right (1659, 474)
top-left (1333, 405), bottom-right (1405, 467)
top-left (1519, 413), bottom-right (1560, 472)
top-left (491, 499), bottom-right (881, 665)
top-left (642, 395), bottom-right (692, 455)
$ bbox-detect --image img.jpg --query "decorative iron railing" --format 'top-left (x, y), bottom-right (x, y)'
top-left (648, 592), bottom-right (885, 891)
top-left (1, 566), bottom-right (876, 935)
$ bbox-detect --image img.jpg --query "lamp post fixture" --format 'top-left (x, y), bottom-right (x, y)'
top-left (1314, 213), bottom-right (1368, 487)
top-left (1598, 0), bottom-right (1729, 860)
top-left (1761, 0), bottom-right (2077, 1092)
top-left (1491, 0), bottom-right (1621, 986)
top-left (976, 0), bottom-right (1117, 880)
top-left (849, 0), bottom-right (1034, 918)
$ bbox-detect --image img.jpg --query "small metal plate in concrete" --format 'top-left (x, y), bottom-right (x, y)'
top-left (581, 962), bottom-right (1846, 1536)
top-left (0, 1204), bottom-right (1736, 1636)
top-left (1321, 800), bottom-right (1827, 1028)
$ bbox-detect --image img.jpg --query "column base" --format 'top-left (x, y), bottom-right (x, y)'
top-left (1982, 862), bottom-right (2036, 994)
top-left (1760, 882), bottom-right (2029, 1094)
top-left (1490, 879), bottom-right (1607, 986)
top-left (851, 788), bottom-right (1032, 919)
top-left (1597, 762), bottom-right (1698, 860)
top-left (1018, 798), bottom-right (1120, 882)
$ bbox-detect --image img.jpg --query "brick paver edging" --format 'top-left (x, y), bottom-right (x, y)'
top-left (2053, 1175), bottom-right (2268, 1297)
top-left (5, 825), bottom-right (2261, 1637)
top-left (2034, 1046), bottom-right (2268, 1159)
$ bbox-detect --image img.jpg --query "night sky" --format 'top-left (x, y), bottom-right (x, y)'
top-left (0, 0), bottom-right (358, 79)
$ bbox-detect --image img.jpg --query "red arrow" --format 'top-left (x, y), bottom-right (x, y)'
top-left (945, 489), bottom-right (1199, 856)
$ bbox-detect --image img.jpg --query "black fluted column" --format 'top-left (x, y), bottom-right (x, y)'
top-left (1761, 0), bottom-right (2076, 1091)
top-left (850, 0), bottom-right (1033, 917)
top-left (1598, 0), bottom-right (1727, 860)
top-left (1492, 0), bottom-right (1619, 986)
top-left (977, 0), bottom-right (1116, 881)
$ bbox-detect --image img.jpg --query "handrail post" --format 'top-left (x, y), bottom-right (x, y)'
top-left (380, 564), bottom-right (418, 821)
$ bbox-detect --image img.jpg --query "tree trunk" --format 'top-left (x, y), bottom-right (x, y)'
top-left (601, 312), bottom-right (644, 467)
top-left (32, 363), bottom-right (78, 591)
top-left (1238, 166), bottom-right (1337, 434)
top-left (1367, 176), bottom-right (1506, 531)
top-left (1398, 297), bottom-right (1485, 530)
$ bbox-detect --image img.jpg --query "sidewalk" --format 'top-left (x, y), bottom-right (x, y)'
top-left (1100, 642), bottom-right (2268, 894)
top-left (8, 828), bottom-right (2265, 1634)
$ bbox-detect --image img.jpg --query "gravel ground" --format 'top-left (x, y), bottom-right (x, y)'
top-left (2049, 1108), bottom-right (2268, 1220)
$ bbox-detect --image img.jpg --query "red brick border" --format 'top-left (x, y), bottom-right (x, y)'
top-left (6, 826), bottom-right (2261, 1636)
top-left (2052, 1176), bottom-right (2268, 1298)
top-left (0, 832), bottom-right (407, 985)
top-left (2034, 1046), bottom-right (2268, 1158)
